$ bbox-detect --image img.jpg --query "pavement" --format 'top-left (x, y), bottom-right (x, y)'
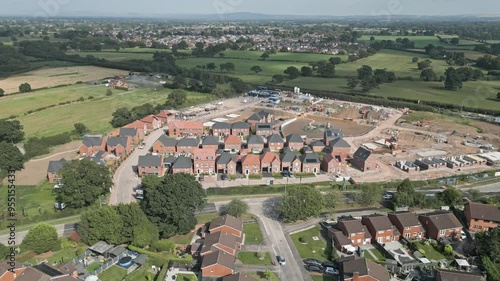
top-left (0, 222), bottom-right (76, 245)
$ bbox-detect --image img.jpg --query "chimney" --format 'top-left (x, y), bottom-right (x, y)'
top-left (353, 271), bottom-right (360, 281)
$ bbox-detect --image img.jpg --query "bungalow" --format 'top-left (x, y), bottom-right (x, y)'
top-left (140, 115), bottom-right (162, 131)
top-left (119, 128), bottom-right (140, 145)
top-left (125, 120), bottom-right (147, 138)
top-left (464, 202), bottom-right (500, 232)
top-left (309, 140), bottom-right (325, 153)
top-left (80, 135), bottom-right (106, 157)
top-left (299, 153), bottom-right (321, 174)
top-left (202, 135), bottom-right (220, 150)
top-left (341, 258), bottom-right (390, 281)
top-left (247, 135), bottom-right (265, 153)
top-left (200, 251), bottom-right (235, 278)
top-left (156, 110), bottom-right (175, 125)
top-left (193, 148), bottom-right (216, 175)
top-left (176, 138), bottom-right (199, 156)
top-left (255, 123), bottom-right (274, 137)
top-left (106, 136), bottom-right (131, 158)
top-left (137, 155), bottom-right (164, 177)
top-left (285, 134), bottom-right (304, 151)
top-left (351, 147), bottom-right (378, 172)
top-left (216, 153), bottom-right (237, 175)
top-left (260, 151), bottom-right (281, 173)
top-left (329, 216), bottom-right (371, 252)
top-left (171, 156), bottom-right (193, 174)
top-left (47, 158), bottom-right (67, 183)
top-left (329, 138), bottom-right (351, 163)
top-left (152, 135), bottom-right (177, 155)
top-left (168, 120), bottom-right (204, 137)
top-left (388, 212), bottom-right (425, 240)
top-left (209, 215), bottom-right (244, 238)
top-left (224, 135), bottom-right (242, 152)
top-left (231, 122), bottom-right (251, 137)
top-left (212, 122), bottom-right (232, 138)
top-left (267, 134), bottom-right (284, 152)
top-left (322, 153), bottom-right (342, 174)
top-left (418, 211), bottom-right (462, 240)
top-left (241, 154), bottom-right (261, 175)
top-left (280, 148), bottom-right (301, 173)
top-left (361, 214), bottom-right (400, 244)
top-left (323, 128), bottom-right (344, 145)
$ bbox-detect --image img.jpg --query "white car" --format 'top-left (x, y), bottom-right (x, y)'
top-left (277, 255), bottom-right (286, 266)
top-left (138, 143), bottom-right (146, 149)
top-left (325, 267), bottom-right (339, 275)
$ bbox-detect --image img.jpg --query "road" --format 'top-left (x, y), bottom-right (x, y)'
top-left (0, 222), bottom-right (76, 245)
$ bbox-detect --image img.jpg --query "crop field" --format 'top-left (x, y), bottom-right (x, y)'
top-left (0, 66), bottom-right (128, 94)
top-left (358, 35), bottom-right (481, 49)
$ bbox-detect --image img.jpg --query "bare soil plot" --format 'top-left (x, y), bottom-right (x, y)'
top-left (283, 116), bottom-right (373, 139)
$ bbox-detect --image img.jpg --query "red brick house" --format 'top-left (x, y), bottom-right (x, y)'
top-left (216, 153), bottom-right (237, 175)
top-left (119, 128), bottom-right (140, 145)
top-left (388, 211), bottom-right (425, 240)
top-left (280, 148), bottom-right (301, 173)
top-left (322, 153), bottom-right (342, 174)
top-left (222, 273), bottom-right (257, 281)
top-left (193, 148), bottom-right (216, 175)
top-left (351, 147), bottom-right (378, 172)
top-left (418, 211), bottom-right (462, 240)
top-left (231, 122), bottom-right (251, 137)
top-left (464, 202), bottom-right (500, 232)
top-left (209, 215), bottom-right (243, 238)
top-left (246, 111), bottom-right (272, 130)
top-left (299, 153), bottom-right (321, 174)
top-left (106, 136), bottom-right (131, 158)
top-left (152, 135), bottom-right (177, 155)
top-left (241, 154), bottom-right (261, 175)
top-left (285, 134), bottom-right (304, 151)
top-left (329, 138), bottom-right (351, 163)
top-left (246, 135), bottom-right (265, 153)
top-left (329, 216), bottom-right (371, 252)
top-left (47, 158), bottom-right (67, 183)
top-left (176, 138), bottom-right (199, 156)
top-left (361, 214), bottom-right (400, 244)
top-left (200, 231), bottom-right (241, 256)
top-left (341, 258), bottom-right (390, 281)
top-left (201, 251), bottom-right (235, 278)
top-left (168, 121), bottom-right (203, 137)
top-left (267, 134), bottom-right (284, 152)
top-left (202, 135), bottom-right (220, 150)
top-left (224, 135), bottom-right (242, 151)
top-left (260, 151), bottom-right (281, 173)
top-left (79, 135), bottom-right (106, 157)
top-left (156, 110), bottom-right (175, 125)
top-left (212, 122), bottom-right (232, 138)
top-left (255, 123), bottom-right (273, 137)
top-left (108, 79), bottom-right (128, 89)
top-left (137, 155), bottom-right (164, 177)
top-left (309, 140), bottom-right (325, 153)
top-left (171, 156), bottom-right (193, 174)
top-left (125, 120), bottom-right (147, 138)
top-left (140, 114), bottom-right (162, 131)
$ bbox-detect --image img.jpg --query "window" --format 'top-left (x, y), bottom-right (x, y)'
top-left (378, 230), bottom-right (384, 234)
top-left (357, 239), bottom-right (361, 243)
top-left (405, 233), bottom-right (410, 239)
top-left (439, 229), bottom-right (445, 236)
top-left (377, 237), bottom-right (384, 243)
top-left (405, 227), bottom-right (411, 230)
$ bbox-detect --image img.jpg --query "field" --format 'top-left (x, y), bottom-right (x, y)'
top-left (98, 266), bottom-right (127, 281)
top-left (0, 84), bottom-right (215, 138)
top-left (0, 66), bottom-right (128, 94)
top-left (358, 35), bottom-right (482, 49)
top-left (0, 182), bottom-right (56, 218)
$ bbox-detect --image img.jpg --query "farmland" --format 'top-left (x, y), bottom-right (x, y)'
top-left (357, 35), bottom-right (482, 49)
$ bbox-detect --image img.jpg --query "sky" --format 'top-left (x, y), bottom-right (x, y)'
top-left (2, 0), bottom-right (500, 17)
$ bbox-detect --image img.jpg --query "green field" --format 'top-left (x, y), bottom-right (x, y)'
top-left (0, 181), bottom-right (56, 218)
top-left (243, 222), bottom-right (264, 244)
top-left (358, 35), bottom-right (482, 49)
top-left (70, 51), bottom-right (154, 61)
top-left (221, 50), bottom-right (346, 63)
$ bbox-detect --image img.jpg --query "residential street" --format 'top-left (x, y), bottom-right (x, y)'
top-left (0, 222), bottom-right (76, 245)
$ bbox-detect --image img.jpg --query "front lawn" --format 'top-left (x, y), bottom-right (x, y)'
top-left (272, 173), bottom-right (284, 179)
top-left (238, 252), bottom-right (272, 265)
top-left (290, 226), bottom-right (329, 261)
top-left (413, 241), bottom-right (446, 261)
top-left (98, 266), bottom-right (127, 281)
top-left (249, 174), bottom-right (263, 180)
top-left (248, 271), bottom-right (280, 281)
top-left (244, 223), bottom-right (264, 244)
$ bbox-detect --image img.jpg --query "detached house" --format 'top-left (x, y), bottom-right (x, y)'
top-left (329, 216), bottom-right (371, 252)
top-left (351, 147), bottom-right (378, 172)
top-left (156, 110), bottom-right (175, 125)
top-left (418, 211), bottom-right (462, 240)
top-left (329, 138), bottom-right (351, 163)
top-left (299, 153), bottom-right (321, 174)
top-left (209, 215), bottom-right (243, 238)
top-left (201, 251), bottom-right (235, 278)
top-left (280, 148), bottom-right (301, 173)
top-left (246, 110), bottom-right (272, 129)
top-left (231, 122), bottom-right (251, 137)
top-left (168, 120), bottom-right (203, 137)
top-left (241, 154), bottom-right (261, 175)
top-left (119, 128), bottom-right (140, 145)
top-left (285, 134), bottom-right (304, 151)
top-left (193, 148), bottom-right (216, 175)
top-left (323, 128), bottom-right (344, 144)
top-left (255, 123), bottom-right (274, 137)
top-left (309, 140), bottom-right (325, 153)
top-left (80, 135), bottom-right (106, 157)
top-left (140, 115), bottom-right (162, 131)
top-left (152, 135), bottom-right (177, 155)
top-left (137, 155), bottom-right (164, 177)
top-left (216, 153), bottom-right (237, 175)
top-left (247, 135), bottom-right (265, 153)
top-left (224, 135), bottom-right (242, 152)
top-left (106, 136), bottom-right (131, 158)
top-left (260, 151), bottom-right (281, 173)
top-left (202, 135), bottom-right (220, 150)
top-left (212, 122), bottom-right (232, 137)
top-left (47, 158), bottom-right (67, 183)
top-left (464, 202), bottom-right (500, 232)
top-left (171, 156), bottom-right (193, 174)
top-left (341, 258), bottom-right (390, 281)
top-left (176, 138), bottom-right (199, 156)
top-left (322, 152), bottom-right (342, 174)
top-left (361, 214), bottom-right (400, 244)
top-left (267, 134), bottom-right (284, 152)
top-left (388, 212), bottom-right (425, 240)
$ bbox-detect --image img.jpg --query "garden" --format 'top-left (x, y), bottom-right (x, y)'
top-left (290, 226), bottom-right (331, 261)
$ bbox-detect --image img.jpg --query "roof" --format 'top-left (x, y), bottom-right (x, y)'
top-left (232, 122), bottom-right (251, 130)
top-left (330, 229), bottom-right (352, 246)
top-left (388, 212), bottom-right (422, 228)
top-left (177, 138), bottom-right (199, 147)
top-left (89, 241), bottom-right (114, 254)
top-left (362, 214), bottom-right (394, 231)
top-left (268, 134), bottom-right (284, 143)
top-left (222, 273), bottom-right (258, 281)
top-left (172, 156), bottom-right (193, 169)
top-left (325, 128), bottom-right (344, 139)
top-left (14, 267), bottom-right (50, 281)
top-left (107, 136), bottom-right (128, 147)
top-left (242, 154), bottom-right (260, 165)
top-left (323, 153), bottom-right (340, 164)
top-left (257, 110), bottom-right (271, 117)
top-left (280, 148), bottom-right (298, 163)
top-left (353, 147), bottom-right (372, 161)
top-left (339, 217), bottom-right (367, 234)
top-left (194, 148), bottom-right (216, 160)
top-left (435, 269), bottom-right (485, 281)
top-left (286, 134), bottom-right (303, 143)
top-left (247, 113), bottom-right (262, 121)
top-left (299, 152), bottom-right (320, 164)
top-left (119, 127), bottom-right (137, 137)
top-left (329, 138), bottom-right (351, 148)
top-left (140, 114), bottom-right (158, 124)
top-left (47, 158), bottom-right (67, 173)
top-left (57, 262), bottom-right (77, 276)
top-left (33, 263), bottom-right (64, 277)
top-left (156, 135), bottom-right (178, 147)
top-left (168, 120), bottom-right (203, 129)
top-left (342, 258), bottom-right (389, 281)
top-left (82, 135), bottom-right (104, 147)
top-left (138, 155), bottom-right (162, 167)
top-left (134, 254), bottom-right (148, 266)
top-left (108, 246), bottom-right (127, 257)
top-left (256, 123), bottom-right (272, 131)
top-left (201, 250), bottom-right (235, 270)
top-left (260, 151), bottom-right (280, 163)
top-left (213, 122), bottom-right (231, 130)
top-left (419, 211), bottom-right (462, 230)
top-left (156, 110), bottom-right (174, 118)
top-left (310, 140), bottom-right (325, 147)
top-left (201, 231), bottom-right (238, 254)
top-left (465, 202), bottom-right (500, 223)
top-left (225, 135), bottom-right (242, 145)
top-left (209, 214), bottom-right (243, 232)
top-left (247, 135), bottom-right (264, 145)
top-left (164, 156), bottom-right (177, 166)
top-left (125, 120), bottom-right (146, 129)
top-left (217, 153), bottom-right (237, 166)
top-left (202, 135), bottom-right (220, 146)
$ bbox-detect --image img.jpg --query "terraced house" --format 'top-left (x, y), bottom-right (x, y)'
top-left (193, 148), bottom-right (216, 175)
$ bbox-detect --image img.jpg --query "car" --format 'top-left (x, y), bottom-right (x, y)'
top-left (322, 261), bottom-right (338, 268)
top-left (199, 175), bottom-right (205, 182)
top-left (277, 255), bottom-right (286, 265)
top-left (53, 184), bottom-right (63, 189)
top-left (138, 142), bottom-right (146, 149)
top-left (325, 267), bottom-right (339, 275)
top-left (383, 194), bottom-right (393, 200)
top-left (306, 265), bottom-right (323, 272)
top-left (319, 221), bottom-right (333, 229)
top-left (282, 171), bottom-right (290, 177)
top-left (221, 174), bottom-right (228, 181)
top-left (460, 231), bottom-right (467, 240)
top-left (303, 258), bottom-right (322, 266)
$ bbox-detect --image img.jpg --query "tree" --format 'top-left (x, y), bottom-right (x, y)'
top-left (21, 223), bottom-right (58, 254)
top-left (18, 83), bottom-right (31, 93)
top-left (73, 123), bottom-right (88, 136)
top-left (356, 184), bottom-right (382, 206)
top-left (0, 120), bottom-right (25, 143)
top-left (301, 66), bottom-right (313, 77)
top-left (444, 67), bottom-right (463, 91)
top-left (437, 187), bottom-right (462, 207)
top-left (443, 244), bottom-right (454, 256)
top-left (165, 89), bottom-right (187, 108)
top-left (263, 270), bottom-right (273, 281)
top-left (115, 203), bottom-right (159, 247)
top-left (476, 227), bottom-right (500, 263)
top-left (324, 189), bottom-right (342, 217)
top-left (347, 78), bottom-right (359, 89)
top-left (0, 88), bottom-right (4, 97)
top-left (250, 65), bottom-right (263, 74)
top-left (106, 89), bottom-right (112, 96)
top-left (0, 243), bottom-right (9, 259)
top-left (481, 256), bottom-right (500, 281)
top-left (110, 107), bottom-right (133, 128)
top-left (0, 142), bottom-right (24, 172)
top-left (412, 57), bottom-right (419, 63)
top-left (497, 92), bottom-right (500, 100)
top-left (357, 65), bottom-right (373, 81)
top-left (360, 77), bottom-right (378, 92)
top-left (284, 66), bottom-right (300, 79)
top-left (224, 199), bottom-right (249, 218)
top-left (317, 62), bottom-right (336, 78)
top-left (417, 60), bottom-right (432, 70)
top-left (141, 173), bottom-right (206, 238)
top-left (466, 189), bottom-right (481, 202)
top-left (219, 52), bottom-right (225, 58)
top-left (450, 38), bottom-right (460, 45)
top-left (220, 62), bottom-right (235, 72)
top-left (279, 185), bottom-right (325, 222)
top-left (56, 159), bottom-right (112, 208)
top-left (260, 52), bottom-right (269, 60)
top-left (79, 206), bottom-right (124, 245)
top-left (206, 62), bottom-right (216, 71)
top-left (329, 57), bottom-right (342, 65)
top-left (272, 74), bottom-right (284, 83)
top-left (420, 69), bottom-right (437, 81)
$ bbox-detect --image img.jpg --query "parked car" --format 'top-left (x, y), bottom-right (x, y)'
top-left (319, 221), bottom-right (332, 229)
top-left (383, 194), bottom-right (393, 200)
top-left (306, 265), bottom-right (323, 272)
top-left (277, 255), bottom-right (286, 266)
top-left (325, 267), bottom-right (339, 275)
top-left (221, 174), bottom-right (228, 181)
top-left (199, 175), bottom-right (205, 182)
top-left (138, 142), bottom-right (146, 149)
top-left (322, 261), bottom-right (338, 269)
top-left (303, 258), bottom-right (322, 267)
top-left (460, 230), bottom-right (467, 240)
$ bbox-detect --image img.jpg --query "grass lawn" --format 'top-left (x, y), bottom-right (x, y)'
top-left (243, 222), bottom-right (264, 244)
top-left (87, 263), bottom-right (100, 273)
top-left (413, 241), bottom-right (446, 261)
top-left (195, 212), bottom-right (220, 224)
top-left (70, 51), bottom-right (154, 61)
top-left (27, 240), bottom-right (88, 265)
top-left (248, 272), bottom-right (280, 281)
top-left (311, 275), bottom-right (336, 281)
top-left (237, 252), bottom-right (272, 265)
top-left (166, 233), bottom-right (193, 245)
top-left (124, 263), bottom-right (157, 281)
top-left (358, 35), bottom-right (481, 49)
top-left (290, 226), bottom-right (329, 261)
top-left (0, 181), bottom-right (56, 219)
top-left (98, 266), bottom-right (127, 281)
top-left (366, 247), bottom-right (386, 262)
top-left (175, 273), bottom-right (197, 281)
